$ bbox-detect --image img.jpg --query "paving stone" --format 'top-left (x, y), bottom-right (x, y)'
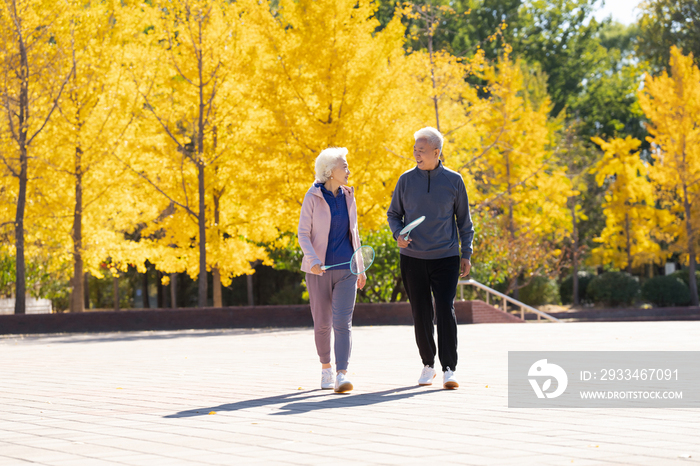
top-left (0, 321), bottom-right (698, 464)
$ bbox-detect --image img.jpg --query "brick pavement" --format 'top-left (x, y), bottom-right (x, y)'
top-left (0, 321), bottom-right (698, 465)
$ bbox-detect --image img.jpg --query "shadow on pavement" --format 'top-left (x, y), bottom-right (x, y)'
top-left (164, 386), bottom-right (440, 418)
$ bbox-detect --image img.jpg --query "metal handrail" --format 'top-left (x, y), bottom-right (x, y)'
top-left (458, 279), bottom-right (561, 323)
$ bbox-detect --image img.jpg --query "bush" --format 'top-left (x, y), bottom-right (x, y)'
top-left (670, 269), bottom-right (700, 291)
top-left (586, 271), bottom-right (640, 307)
top-left (641, 275), bottom-right (691, 307)
top-left (518, 276), bottom-right (560, 306)
top-left (559, 272), bottom-right (594, 305)
top-left (356, 226), bottom-right (404, 303)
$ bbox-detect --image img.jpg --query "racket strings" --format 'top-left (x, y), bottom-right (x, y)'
top-left (351, 246), bottom-right (375, 274)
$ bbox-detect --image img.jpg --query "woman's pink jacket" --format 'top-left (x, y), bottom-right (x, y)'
top-left (297, 183), bottom-right (361, 273)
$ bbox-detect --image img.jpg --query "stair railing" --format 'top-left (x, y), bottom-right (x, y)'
top-left (458, 279), bottom-right (561, 323)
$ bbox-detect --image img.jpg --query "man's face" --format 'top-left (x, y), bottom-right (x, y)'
top-left (413, 138), bottom-right (440, 170)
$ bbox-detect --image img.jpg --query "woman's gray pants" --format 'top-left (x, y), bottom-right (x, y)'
top-left (306, 269), bottom-right (357, 371)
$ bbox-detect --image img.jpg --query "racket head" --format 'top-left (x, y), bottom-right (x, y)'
top-left (350, 245), bottom-right (375, 275)
top-left (399, 216), bottom-right (426, 236)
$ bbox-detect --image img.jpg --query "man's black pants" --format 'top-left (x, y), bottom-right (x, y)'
top-left (400, 254), bottom-right (460, 372)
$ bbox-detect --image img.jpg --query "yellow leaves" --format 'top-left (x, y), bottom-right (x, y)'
top-left (449, 55), bottom-right (571, 283)
top-left (13, 0), bottom-right (688, 296)
top-left (630, 47), bottom-right (700, 266)
top-left (256, 0), bottom-right (414, 232)
top-left (590, 134), bottom-right (666, 270)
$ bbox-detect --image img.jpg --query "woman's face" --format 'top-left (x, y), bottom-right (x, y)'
top-left (331, 159), bottom-right (350, 185)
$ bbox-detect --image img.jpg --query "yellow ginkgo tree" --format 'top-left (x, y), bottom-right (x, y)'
top-left (32, 0), bottom-right (153, 313)
top-left (121, 0), bottom-right (271, 307)
top-left (463, 53), bottom-right (573, 293)
top-left (0, 0), bottom-right (71, 314)
top-left (589, 135), bottom-right (667, 273)
top-left (252, 0), bottom-right (417, 232)
top-left (639, 46), bottom-right (700, 306)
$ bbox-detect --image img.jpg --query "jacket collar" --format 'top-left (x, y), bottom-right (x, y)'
top-left (309, 182), bottom-right (354, 198)
top-left (415, 160), bottom-right (444, 177)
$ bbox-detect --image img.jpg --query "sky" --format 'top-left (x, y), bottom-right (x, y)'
top-left (593, 0), bottom-right (643, 25)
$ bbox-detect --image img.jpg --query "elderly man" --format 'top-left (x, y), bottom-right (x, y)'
top-left (387, 127), bottom-right (474, 389)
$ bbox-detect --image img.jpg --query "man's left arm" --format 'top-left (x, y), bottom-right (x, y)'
top-left (455, 178), bottom-right (474, 277)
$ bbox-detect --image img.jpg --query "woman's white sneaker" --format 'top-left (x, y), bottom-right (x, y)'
top-left (334, 372), bottom-right (353, 393)
top-left (418, 366), bottom-right (437, 385)
top-left (321, 368), bottom-right (334, 390)
top-left (443, 368), bottom-right (459, 389)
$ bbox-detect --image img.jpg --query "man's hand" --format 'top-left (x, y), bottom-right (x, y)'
top-left (310, 264), bottom-right (325, 275)
top-left (357, 273), bottom-right (366, 290)
top-left (397, 234), bottom-right (412, 248)
top-left (460, 258), bottom-right (471, 278)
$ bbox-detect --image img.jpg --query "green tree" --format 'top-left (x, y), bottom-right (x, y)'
top-left (638, 0), bottom-right (700, 70)
top-left (571, 22), bottom-right (647, 144)
top-left (379, 0), bottom-right (606, 118)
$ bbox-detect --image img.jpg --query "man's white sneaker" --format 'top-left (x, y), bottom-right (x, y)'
top-left (418, 366), bottom-right (436, 385)
top-left (443, 368), bottom-right (459, 389)
top-left (335, 372), bottom-right (353, 393)
top-left (321, 368), bottom-right (334, 390)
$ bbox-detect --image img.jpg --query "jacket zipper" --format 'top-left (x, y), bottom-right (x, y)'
top-left (428, 170), bottom-right (431, 193)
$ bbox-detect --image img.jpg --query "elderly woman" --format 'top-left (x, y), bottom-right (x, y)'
top-left (298, 147), bottom-right (366, 393)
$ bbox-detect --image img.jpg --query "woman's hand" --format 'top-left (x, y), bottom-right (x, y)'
top-left (357, 273), bottom-right (366, 290)
top-left (310, 264), bottom-right (325, 275)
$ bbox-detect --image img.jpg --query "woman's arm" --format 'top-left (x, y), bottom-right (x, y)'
top-left (297, 194), bottom-right (322, 270)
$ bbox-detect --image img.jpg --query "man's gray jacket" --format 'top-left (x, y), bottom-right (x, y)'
top-left (387, 161), bottom-right (475, 260)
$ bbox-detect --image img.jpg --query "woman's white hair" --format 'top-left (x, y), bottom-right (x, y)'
top-left (414, 126), bottom-right (444, 154)
top-left (315, 147), bottom-right (348, 183)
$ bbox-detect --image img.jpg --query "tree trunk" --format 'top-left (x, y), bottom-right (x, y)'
top-left (390, 275), bottom-right (403, 302)
top-left (625, 212), bottom-right (632, 274)
top-left (70, 148), bottom-right (84, 313)
top-left (213, 268), bottom-right (222, 307)
top-left (13, 27), bottom-right (30, 315)
top-left (688, 253), bottom-right (698, 307)
top-left (83, 273), bottom-right (90, 310)
top-left (570, 197), bottom-right (579, 306)
top-left (427, 28), bottom-right (442, 162)
top-left (683, 187), bottom-right (699, 306)
top-left (95, 276), bottom-right (102, 308)
top-left (247, 273), bottom-right (254, 307)
top-left (170, 273), bottom-right (177, 309)
top-left (157, 271), bottom-right (164, 308)
top-left (428, 36), bottom-right (440, 135)
top-left (69, 269), bottom-right (83, 312)
top-left (505, 152), bottom-right (516, 297)
top-left (197, 163), bottom-right (207, 307)
top-left (141, 265), bottom-right (150, 308)
top-left (113, 275), bottom-right (119, 311)
top-left (196, 42), bottom-right (208, 308)
top-left (212, 190), bottom-right (222, 307)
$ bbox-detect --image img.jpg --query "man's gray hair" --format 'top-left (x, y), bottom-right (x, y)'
top-left (414, 127), bottom-right (444, 154)
top-left (315, 147), bottom-right (348, 183)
